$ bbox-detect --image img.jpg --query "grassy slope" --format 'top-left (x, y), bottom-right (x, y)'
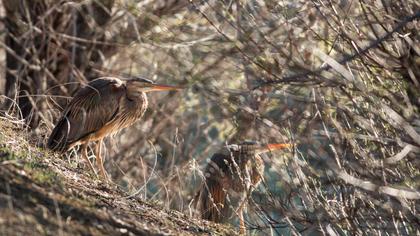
top-left (0, 120), bottom-right (236, 236)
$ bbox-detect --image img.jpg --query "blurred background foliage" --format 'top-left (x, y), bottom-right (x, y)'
top-left (0, 0), bottom-right (419, 235)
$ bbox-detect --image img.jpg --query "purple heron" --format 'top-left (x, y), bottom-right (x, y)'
top-left (195, 141), bottom-right (291, 234)
top-left (48, 76), bottom-right (181, 181)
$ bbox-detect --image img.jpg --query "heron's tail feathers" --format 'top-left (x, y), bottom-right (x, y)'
top-left (47, 118), bottom-right (70, 152)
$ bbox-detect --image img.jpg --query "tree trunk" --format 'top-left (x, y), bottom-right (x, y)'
top-left (1, 0), bottom-right (193, 129)
top-left (2, 0), bottom-right (114, 128)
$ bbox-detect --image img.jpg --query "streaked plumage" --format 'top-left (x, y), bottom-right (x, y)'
top-left (195, 142), bottom-right (291, 234)
top-left (48, 76), bottom-right (180, 180)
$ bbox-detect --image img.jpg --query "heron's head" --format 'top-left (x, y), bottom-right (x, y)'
top-left (226, 141), bottom-right (291, 155)
top-left (127, 77), bottom-right (182, 93)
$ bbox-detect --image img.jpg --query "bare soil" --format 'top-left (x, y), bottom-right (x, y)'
top-left (0, 121), bottom-right (236, 236)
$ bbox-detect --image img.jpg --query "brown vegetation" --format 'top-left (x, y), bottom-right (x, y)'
top-left (0, 120), bottom-right (236, 235)
top-left (0, 0), bottom-right (419, 235)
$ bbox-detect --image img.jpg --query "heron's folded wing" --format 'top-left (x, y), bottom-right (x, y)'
top-left (48, 78), bottom-right (125, 150)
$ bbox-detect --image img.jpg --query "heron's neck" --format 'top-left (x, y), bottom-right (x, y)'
top-left (140, 92), bottom-right (148, 113)
top-left (136, 92), bottom-right (148, 116)
top-left (125, 91), bottom-right (148, 117)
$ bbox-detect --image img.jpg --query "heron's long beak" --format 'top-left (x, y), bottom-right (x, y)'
top-left (148, 84), bottom-right (183, 92)
top-left (256, 143), bottom-right (292, 154)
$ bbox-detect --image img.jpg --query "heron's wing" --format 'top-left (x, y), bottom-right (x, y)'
top-left (48, 77), bottom-right (125, 151)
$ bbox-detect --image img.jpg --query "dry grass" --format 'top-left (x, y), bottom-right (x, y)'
top-left (0, 0), bottom-right (419, 235)
top-left (0, 119), bottom-right (236, 236)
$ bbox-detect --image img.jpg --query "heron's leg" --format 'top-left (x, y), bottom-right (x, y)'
top-left (238, 203), bottom-right (246, 235)
top-left (238, 168), bottom-right (252, 235)
top-left (81, 143), bottom-right (96, 176)
top-left (95, 139), bottom-right (109, 181)
top-left (237, 166), bottom-right (253, 235)
top-left (237, 190), bottom-right (249, 235)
